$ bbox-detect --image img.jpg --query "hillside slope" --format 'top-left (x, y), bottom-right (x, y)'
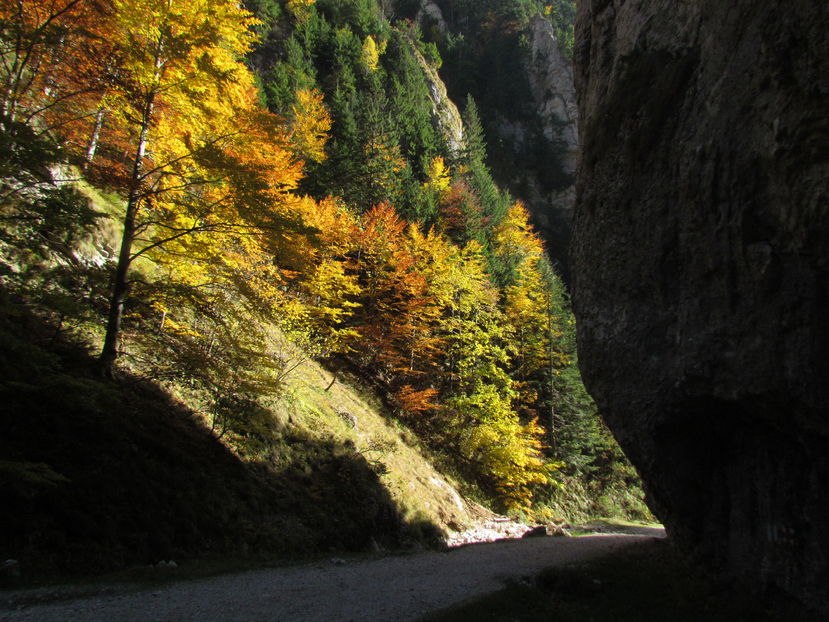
top-left (0, 304), bottom-right (480, 582)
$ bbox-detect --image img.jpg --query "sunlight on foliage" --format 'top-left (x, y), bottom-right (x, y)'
top-left (289, 88), bottom-right (333, 164)
top-left (0, 0), bottom-right (639, 519)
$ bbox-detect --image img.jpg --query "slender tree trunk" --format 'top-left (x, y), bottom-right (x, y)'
top-left (84, 105), bottom-right (106, 166)
top-left (99, 92), bottom-right (154, 377)
top-left (99, 207), bottom-right (135, 376)
top-left (1, 21), bottom-right (23, 124)
top-left (99, 26), bottom-right (166, 377)
top-left (2, 61), bottom-right (21, 125)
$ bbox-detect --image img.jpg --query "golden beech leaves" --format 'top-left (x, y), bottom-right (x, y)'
top-left (450, 383), bottom-right (551, 513)
top-left (289, 88), bottom-right (332, 164)
top-left (348, 208), bottom-right (546, 517)
top-left (467, 415), bottom-right (554, 513)
top-left (357, 201), bottom-right (407, 262)
top-left (0, 0), bottom-right (118, 180)
top-left (84, 0), bottom-right (320, 374)
top-left (494, 201), bottom-right (556, 379)
top-left (423, 156), bottom-right (452, 199)
top-left (344, 201), bottom-right (554, 510)
top-left (396, 385), bottom-right (439, 413)
top-left (493, 200), bottom-right (544, 260)
top-left (302, 196), bottom-right (359, 253)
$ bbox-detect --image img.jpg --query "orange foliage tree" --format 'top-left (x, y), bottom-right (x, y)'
top-left (0, 0), bottom-right (115, 200)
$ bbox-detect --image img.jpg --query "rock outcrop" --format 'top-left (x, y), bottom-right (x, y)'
top-left (408, 39), bottom-right (466, 160)
top-left (526, 16), bottom-right (579, 197)
top-left (572, 0), bottom-right (829, 613)
top-left (416, 0), bottom-right (449, 36)
top-left (521, 16), bottom-right (580, 278)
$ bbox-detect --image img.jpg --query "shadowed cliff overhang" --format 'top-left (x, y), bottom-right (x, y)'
top-left (571, 0), bottom-right (829, 613)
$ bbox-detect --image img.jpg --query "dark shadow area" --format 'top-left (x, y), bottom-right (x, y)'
top-left (649, 398), bottom-right (829, 614)
top-left (0, 302), bottom-right (442, 586)
top-left (422, 538), bottom-right (821, 622)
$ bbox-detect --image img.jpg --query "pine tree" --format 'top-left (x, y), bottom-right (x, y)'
top-left (461, 96), bottom-right (506, 227)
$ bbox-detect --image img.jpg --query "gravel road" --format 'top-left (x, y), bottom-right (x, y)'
top-left (1, 531), bottom-right (664, 622)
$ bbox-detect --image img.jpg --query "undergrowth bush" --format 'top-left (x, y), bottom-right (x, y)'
top-left (534, 475), bottom-right (655, 524)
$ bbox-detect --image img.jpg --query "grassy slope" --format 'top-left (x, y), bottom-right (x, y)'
top-left (285, 359), bottom-right (483, 533)
top-left (0, 301), bottom-right (480, 586)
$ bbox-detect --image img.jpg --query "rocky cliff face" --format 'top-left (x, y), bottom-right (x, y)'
top-left (521, 16), bottom-right (579, 276)
top-left (415, 2), bottom-right (579, 277)
top-left (409, 42), bottom-right (466, 160)
top-left (479, 15), bottom-right (580, 278)
top-left (525, 16), bottom-right (579, 200)
top-left (572, 0), bottom-right (829, 612)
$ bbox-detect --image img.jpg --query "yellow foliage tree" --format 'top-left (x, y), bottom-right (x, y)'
top-left (289, 87), bottom-right (332, 164)
top-left (361, 35), bottom-right (380, 72)
top-left (463, 406), bottom-right (555, 513)
top-left (95, 0), bottom-right (309, 376)
top-left (423, 156), bottom-right (452, 200)
top-left (293, 197), bottom-right (363, 356)
top-left (492, 201), bottom-right (558, 379)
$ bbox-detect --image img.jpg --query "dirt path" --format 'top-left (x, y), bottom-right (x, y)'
top-left (1, 531), bottom-right (664, 622)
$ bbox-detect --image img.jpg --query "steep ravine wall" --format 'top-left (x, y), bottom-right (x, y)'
top-left (408, 40), bottom-right (466, 160)
top-left (522, 16), bottom-right (580, 280)
top-left (571, 0), bottom-right (829, 613)
top-left (490, 16), bottom-right (580, 279)
top-left (416, 1), bottom-right (579, 277)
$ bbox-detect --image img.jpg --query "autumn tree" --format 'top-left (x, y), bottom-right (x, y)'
top-left (438, 178), bottom-right (486, 244)
top-left (94, 0), bottom-right (301, 376)
top-left (288, 87), bottom-right (332, 164)
top-left (0, 0), bottom-right (115, 202)
top-left (0, 0), bottom-right (117, 335)
top-left (492, 201), bottom-right (557, 379)
top-left (435, 239), bottom-right (551, 510)
top-left (351, 201), bottom-right (412, 370)
top-left (416, 154), bottom-right (451, 221)
top-left (284, 195), bottom-right (362, 358)
top-left (360, 34), bottom-right (380, 72)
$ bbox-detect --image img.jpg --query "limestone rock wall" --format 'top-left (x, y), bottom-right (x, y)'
top-left (521, 16), bottom-right (580, 277)
top-left (480, 16), bottom-right (580, 278)
top-left (527, 16), bottom-right (579, 180)
top-left (571, 0), bottom-right (829, 612)
top-left (415, 3), bottom-right (580, 276)
top-left (407, 37), bottom-right (466, 161)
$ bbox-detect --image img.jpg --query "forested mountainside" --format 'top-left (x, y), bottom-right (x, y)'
top-left (1, 0), bottom-right (646, 580)
top-left (404, 0), bottom-right (580, 278)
